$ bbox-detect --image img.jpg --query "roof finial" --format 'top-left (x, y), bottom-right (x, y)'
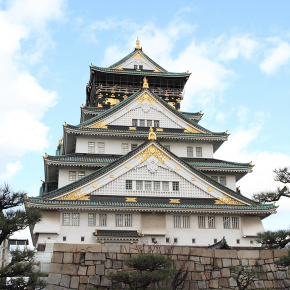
top-left (136, 37), bottom-right (141, 49)
top-left (143, 77), bottom-right (149, 88)
top-left (148, 125), bottom-right (157, 140)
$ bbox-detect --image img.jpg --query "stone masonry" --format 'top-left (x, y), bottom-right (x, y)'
top-left (46, 243), bottom-right (290, 290)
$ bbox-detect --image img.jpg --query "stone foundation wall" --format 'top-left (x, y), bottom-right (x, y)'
top-left (46, 243), bottom-right (290, 290)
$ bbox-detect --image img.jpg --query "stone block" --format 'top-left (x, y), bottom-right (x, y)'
top-left (87, 265), bottom-right (95, 275)
top-left (285, 279), bottom-right (290, 287)
top-left (104, 259), bottom-right (112, 268)
top-left (275, 270), bottom-right (286, 279)
top-left (211, 270), bottom-right (221, 279)
top-left (70, 276), bottom-right (79, 289)
top-left (209, 279), bottom-right (218, 289)
top-left (100, 275), bottom-right (112, 287)
top-left (197, 280), bottom-right (207, 289)
top-left (85, 252), bottom-right (106, 261)
top-left (254, 280), bottom-right (264, 288)
top-left (260, 250), bottom-right (273, 259)
top-left (178, 255), bottom-right (189, 261)
top-left (241, 259), bottom-right (249, 266)
top-left (53, 243), bottom-right (77, 252)
top-left (195, 263), bottom-right (204, 272)
top-left (191, 272), bottom-right (202, 280)
top-left (287, 267), bottom-right (290, 278)
top-left (85, 260), bottom-right (94, 265)
top-left (79, 276), bottom-right (88, 284)
top-left (274, 248), bottom-right (289, 257)
top-left (73, 252), bottom-right (83, 263)
top-left (78, 266), bottom-right (87, 275)
top-left (215, 249), bottom-right (237, 259)
top-left (106, 252), bottom-right (117, 260)
top-left (229, 277), bottom-right (237, 287)
top-left (270, 263), bottom-right (278, 272)
top-left (264, 280), bottom-right (273, 288)
top-left (231, 259), bottom-right (240, 266)
top-left (170, 254), bottom-right (178, 260)
top-left (189, 256), bottom-right (200, 262)
top-left (237, 250), bottom-right (259, 259)
top-left (190, 282), bottom-right (198, 290)
top-left (49, 263), bottom-right (63, 274)
top-left (106, 268), bottom-right (117, 275)
top-left (221, 268), bottom-right (231, 277)
top-left (249, 259), bottom-right (258, 266)
top-left (219, 277), bottom-right (229, 288)
top-left (94, 260), bottom-right (101, 264)
top-left (222, 258), bottom-right (232, 267)
top-left (89, 275), bottom-right (100, 286)
top-left (266, 272), bottom-right (274, 280)
top-left (205, 265), bottom-right (213, 271)
top-left (45, 286), bottom-right (67, 290)
top-left (95, 264), bottom-right (105, 275)
top-left (200, 257), bottom-right (210, 264)
top-left (190, 248), bottom-right (214, 257)
top-left (47, 273), bottom-right (62, 285)
top-left (213, 258), bottom-right (222, 268)
top-left (273, 280), bottom-right (285, 288)
top-left (256, 259), bottom-right (264, 265)
top-left (120, 244), bottom-right (131, 253)
top-left (62, 264), bottom-right (78, 275)
top-left (79, 284), bottom-right (87, 290)
top-left (63, 252), bottom-right (73, 264)
top-left (265, 258), bottom-right (274, 263)
top-left (117, 253), bottom-right (130, 260)
top-left (258, 273), bottom-right (267, 280)
top-left (262, 264), bottom-right (271, 272)
top-left (185, 261), bottom-right (195, 271)
top-left (60, 274), bottom-right (71, 288)
top-left (102, 244), bottom-right (121, 253)
top-left (51, 252), bottom-right (63, 264)
top-left (172, 246), bottom-right (190, 255)
top-left (113, 260), bottom-right (123, 269)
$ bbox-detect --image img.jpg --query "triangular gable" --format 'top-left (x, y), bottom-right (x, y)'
top-left (45, 141), bottom-right (253, 206)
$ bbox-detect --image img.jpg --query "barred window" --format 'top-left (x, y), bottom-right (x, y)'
top-left (116, 214), bottom-right (123, 227)
top-left (88, 213), bottom-right (96, 226)
top-left (174, 216), bottom-right (181, 228)
top-left (139, 65), bottom-right (143, 70)
top-left (88, 142), bottom-right (95, 153)
top-left (134, 65), bottom-right (138, 69)
top-left (147, 120), bottom-right (152, 127)
top-left (145, 181), bottom-right (152, 191)
top-left (208, 216), bottom-right (215, 229)
top-left (124, 214), bottom-right (132, 227)
top-left (62, 213), bottom-right (70, 226)
top-left (98, 142), bottom-right (105, 153)
top-left (183, 216), bottom-right (190, 228)
top-left (196, 147), bottom-right (202, 157)
top-left (232, 217), bottom-right (239, 229)
top-left (164, 145), bottom-right (170, 151)
top-left (122, 143), bottom-right (129, 154)
top-left (198, 216), bottom-right (205, 228)
top-left (71, 213), bottom-right (80, 226)
top-left (99, 214), bottom-right (107, 226)
top-left (172, 181), bottom-right (179, 191)
top-left (187, 146), bottom-right (193, 157)
top-left (131, 144), bottom-right (138, 150)
top-left (78, 171), bottom-right (85, 179)
top-left (154, 120), bottom-right (160, 127)
top-left (162, 181), bottom-right (169, 191)
top-left (69, 171), bottom-right (76, 181)
top-left (220, 176), bottom-right (227, 186)
top-left (136, 180), bottom-right (143, 191)
top-left (211, 176), bottom-right (219, 183)
top-left (153, 181), bottom-right (160, 191)
top-left (223, 217), bottom-right (231, 229)
top-left (126, 180), bottom-right (132, 190)
top-left (132, 119), bottom-right (138, 126)
top-left (139, 119), bottom-right (145, 127)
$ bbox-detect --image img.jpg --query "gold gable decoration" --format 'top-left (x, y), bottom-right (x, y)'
top-left (148, 126), bottom-right (157, 140)
top-left (56, 189), bottom-right (90, 201)
top-left (214, 193), bottom-right (245, 205)
top-left (136, 37), bottom-right (141, 50)
top-left (134, 144), bottom-right (171, 164)
top-left (135, 92), bottom-right (155, 105)
top-left (143, 77), bottom-right (149, 88)
top-left (88, 121), bottom-right (108, 129)
top-left (184, 125), bottom-right (202, 134)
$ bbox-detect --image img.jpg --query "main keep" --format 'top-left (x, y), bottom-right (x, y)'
top-left (26, 39), bottom-right (275, 250)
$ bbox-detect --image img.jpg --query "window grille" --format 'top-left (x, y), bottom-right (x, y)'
top-left (162, 181), bottom-right (169, 191)
top-left (147, 120), bottom-right (152, 127)
top-left (192, 239), bottom-right (196, 244)
top-left (166, 238), bottom-right (170, 243)
top-left (88, 142), bottom-right (95, 153)
top-left (183, 216), bottom-right (190, 228)
top-left (154, 120), bottom-right (160, 127)
top-left (63, 237), bottom-right (66, 241)
top-left (78, 171), bottom-right (85, 179)
top-left (134, 65), bottom-right (137, 69)
top-left (187, 146), bottom-right (193, 157)
top-left (174, 238), bottom-right (178, 243)
top-left (220, 176), bottom-right (227, 186)
top-left (126, 180), bottom-right (132, 190)
top-left (71, 213), bottom-right (80, 226)
top-left (145, 181), bottom-right (152, 191)
top-left (211, 176), bottom-right (219, 182)
top-left (196, 147), bottom-right (202, 157)
top-left (198, 216), bottom-right (205, 228)
top-left (164, 145), bottom-right (170, 151)
top-left (236, 239), bottom-right (240, 244)
top-left (139, 65), bottom-right (143, 70)
top-left (69, 171), bottom-right (76, 181)
top-left (173, 181), bottom-right (179, 191)
top-left (99, 214), bottom-right (107, 226)
top-left (132, 119), bottom-right (138, 126)
top-left (116, 214), bottom-right (123, 227)
top-left (208, 216), bottom-right (215, 229)
top-left (153, 181), bottom-right (160, 191)
top-left (124, 214), bottom-right (132, 227)
top-left (98, 142), bottom-right (105, 153)
top-left (62, 213), bottom-right (70, 226)
top-left (174, 216), bottom-right (181, 228)
top-left (214, 239), bottom-right (217, 243)
top-left (88, 213), bottom-right (96, 226)
top-left (122, 143), bottom-right (129, 154)
top-left (139, 119), bottom-right (145, 127)
top-left (131, 144), bottom-right (138, 150)
top-left (223, 217), bottom-right (231, 229)
top-left (81, 237), bottom-right (85, 242)
top-left (232, 217), bottom-right (239, 229)
top-left (136, 180), bottom-right (143, 190)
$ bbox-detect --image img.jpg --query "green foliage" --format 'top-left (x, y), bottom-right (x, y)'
top-left (107, 253), bottom-right (175, 290)
top-left (275, 250), bottom-right (290, 267)
top-left (256, 230), bottom-right (290, 249)
top-left (229, 265), bottom-right (259, 290)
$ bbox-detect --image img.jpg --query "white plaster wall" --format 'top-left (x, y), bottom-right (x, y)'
top-left (204, 174), bottom-right (236, 191)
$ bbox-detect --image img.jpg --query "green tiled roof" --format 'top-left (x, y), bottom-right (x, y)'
top-left (187, 160), bottom-right (251, 168)
top-left (82, 107), bottom-right (106, 112)
top-left (94, 230), bottom-right (141, 237)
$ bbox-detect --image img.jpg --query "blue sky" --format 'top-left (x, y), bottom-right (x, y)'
top-left (1, 0), bottom-right (290, 234)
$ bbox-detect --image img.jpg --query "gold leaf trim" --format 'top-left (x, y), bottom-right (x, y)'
top-left (129, 127), bottom-right (137, 130)
top-left (56, 188), bottom-right (89, 201)
top-left (88, 121), bottom-right (108, 129)
top-left (126, 197), bottom-right (137, 202)
top-left (135, 92), bottom-right (156, 105)
top-left (133, 52), bottom-right (143, 59)
top-left (184, 126), bottom-right (201, 134)
top-left (134, 144), bottom-right (171, 164)
top-left (215, 193), bottom-right (245, 205)
top-left (156, 128), bottom-right (163, 131)
top-left (169, 199), bottom-right (180, 204)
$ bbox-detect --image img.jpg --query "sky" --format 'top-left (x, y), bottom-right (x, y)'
top-left (1, 0), bottom-right (290, 240)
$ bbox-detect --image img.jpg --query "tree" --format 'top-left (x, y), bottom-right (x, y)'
top-left (256, 230), bottom-right (290, 249)
top-left (107, 253), bottom-right (175, 290)
top-left (0, 184), bottom-right (46, 289)
top-left (229, 265), bottom-right (260, 290)
top-left (275, 250), bottom-right (290, 267)
top-left (252, 167), bottom-right (290, 203)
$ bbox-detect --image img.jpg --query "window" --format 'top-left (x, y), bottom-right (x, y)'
top-left (126, 180), bottom-right (132, 190)
top-left (139, 65), bottom-right (143, 70)
top-left (145, 181), bottom-right (152, 191)
top-left (154, 120), bottom-right (160, 127)
top-left (236, 239), bottom-right (240, 244)
top-left (153, 181), bottom-right (160, 191)
top-left (147, 120), bottom-right (152, 127)
top-left (174, 216), bottom-right (181, 228)
top-left (63, 237), bottom-right (66, 242)
top-left (116, 214), bottom-right (123, 227)
top-left (71, 213), bottom-right (80, 226)
top-left (198, 216), bottom-right (205, 228)
top-left (78, 171), bottom-right (85, 179)
top-left (192, 239), bottom-right (196, 244)
top-left (98, 142), bottom-right (105, 153)
top-left (164, 145), bottom-right (170, 151)
top-left (132, 119), bottom-right (138, 126)
top-left (172, 181), bottom-right (179, 191)
top-left (116, 214), bottom-right (132, 227)
top-left (220, 176), bottom-right (227, 186)
top-left (136, 180), bottom-right (143, 190)
top-left (232, 217), bottom-right (239, 229)
top-left (196, 147), bottom-right (202, 157)
top-left (211, 176), bottom-right (219, 182)
top-left (122, 143), bottom-right (129, 154)
top-left (131, 144), bottom-right (138, 150)
top-left (81, 237), bottom-right (85, 242)
top-left (88, 213), bottom-right (96, 226)
top-left (139, 119), bottom-right (145, 127)
top-left (99, 214), bottom-right (107, 226)
top-left (250, 240), bottom-right (254, 244)
top-left (69, 171), bottom-right (76, 181)
top-left (88, 142), bottom-right (95, 153)
top-left (183, 216), bottom-right (190, 228)
top-left (187, 146), bottom-right (193, 157)
top-left (162, 181), bottom-right (169, 191)
top-left (208, 216), bottom-right (215, 229)
top-left (174, 238), bottom-right (178, 243)
top-left (214, 239), bottom-right (217, 243)
top-left (152, 238), bottom-right (156, 243)
top-left (62, 213), bottom-right (70, 226)
top-left (134, 65), bottom-right (138, 69)
top-left (223, 217), bottom-right (231, 229)
top-left (166, 238), bottom-right (170, 243)
top-left (124, 214), bottom-right (132, 227)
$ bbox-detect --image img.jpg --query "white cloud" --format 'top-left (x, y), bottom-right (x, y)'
top-left (0, 0), bottom-right (65, 180)
top-left (260, 38), bottom-right (290, 74)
